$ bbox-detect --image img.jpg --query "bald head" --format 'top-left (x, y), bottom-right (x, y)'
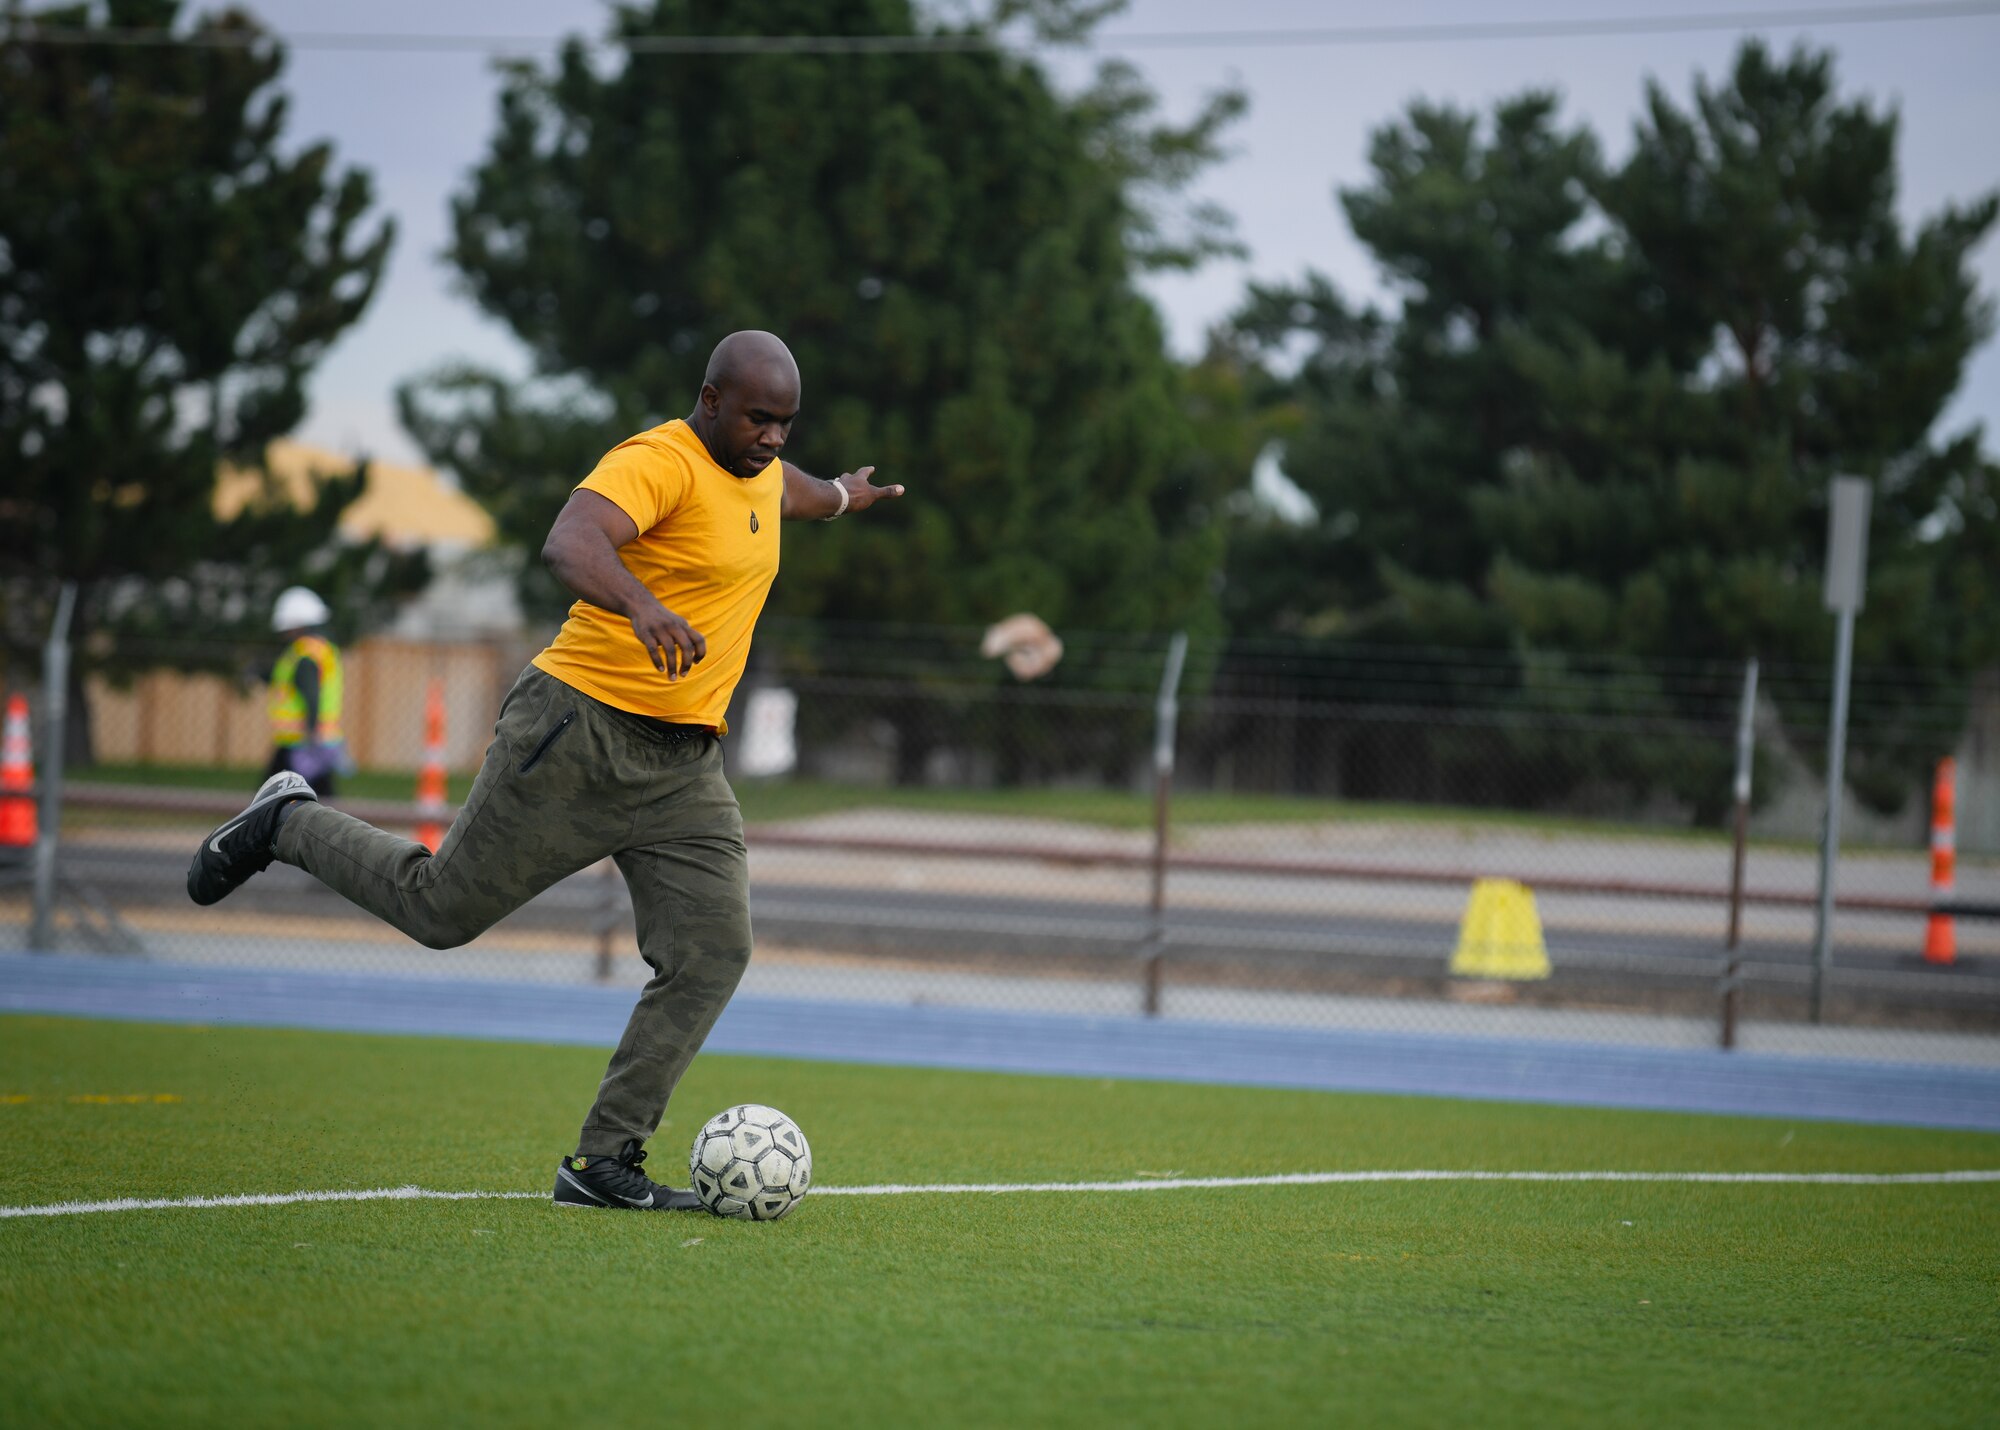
top-left (690, 330), bottom-right (801, 478)
top-left (704, 330), bottom-right (800, 399)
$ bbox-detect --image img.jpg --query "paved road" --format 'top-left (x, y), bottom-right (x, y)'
top-left (35, 835), bottom-right (1997, 984)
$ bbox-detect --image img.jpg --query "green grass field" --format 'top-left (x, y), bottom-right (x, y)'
top-left (3, 1014), bottom-right (1996, 1427)
top-left (71, 762), bottom-right (2000, 862)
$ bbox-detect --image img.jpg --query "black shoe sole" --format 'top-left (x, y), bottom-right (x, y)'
top-left (186, 773), bottom-right (316, 906)
top-left (552, 1163), bottom-right (703, 1212)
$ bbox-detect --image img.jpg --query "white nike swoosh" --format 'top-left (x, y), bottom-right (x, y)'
top-left (561, 1164), bottom-right (655, 1208)
top-left (208, 820), bottom-right (247, 854)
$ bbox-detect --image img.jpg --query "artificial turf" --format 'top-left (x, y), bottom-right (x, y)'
top-left (2, 1013), bottom-right (1995, 1428)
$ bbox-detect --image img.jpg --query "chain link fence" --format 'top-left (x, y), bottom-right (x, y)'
top-left (5, 621), bottom-right (1997, 1068)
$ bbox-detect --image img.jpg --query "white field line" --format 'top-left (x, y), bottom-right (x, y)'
top-left (0, 1186), bottom-right (546, 1219)
top-left (3, 1169), bottom-right (1998, 1220)
top-left (816, 1169), bottom-right (2000, 1195)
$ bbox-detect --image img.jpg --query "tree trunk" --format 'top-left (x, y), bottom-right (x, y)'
top-left (892, 699), bottom-right (931, 787)
top-left (64, 659), bottom-right (95, 770)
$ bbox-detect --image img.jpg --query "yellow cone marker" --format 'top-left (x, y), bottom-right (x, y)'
top-left (1449, 878), bottom-right (1551, 980)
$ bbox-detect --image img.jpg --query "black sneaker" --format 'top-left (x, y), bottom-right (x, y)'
top-left (553, 1139), bottom-right (703, 1212)
top-left (186, 770), bottom-right (316, 906)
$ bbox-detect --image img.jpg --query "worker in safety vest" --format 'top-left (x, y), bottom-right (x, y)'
top-left (266, 586), bottom-right (346, 798)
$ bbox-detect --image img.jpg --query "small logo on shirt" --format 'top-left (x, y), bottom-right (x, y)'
top-left (749, 511), bottom-right (760, 533)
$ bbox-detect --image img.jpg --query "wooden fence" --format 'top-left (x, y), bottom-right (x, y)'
top-left (85, 637), bottom-right (533, 772)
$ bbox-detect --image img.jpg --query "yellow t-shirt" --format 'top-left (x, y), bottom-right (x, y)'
top-left (532, 419), bottom-right (781, 729)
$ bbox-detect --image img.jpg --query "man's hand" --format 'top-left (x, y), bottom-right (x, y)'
top-left (630, 598), bottom-right (706, 680)
top-left (781, 460), bottom-right (904, 519)
top-left (835, 465), bottom-right (905, 513)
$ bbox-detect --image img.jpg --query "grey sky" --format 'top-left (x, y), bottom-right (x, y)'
top-left (245, 0), bottom-right (2000, 469)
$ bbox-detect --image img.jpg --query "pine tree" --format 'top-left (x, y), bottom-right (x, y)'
top-left (0, 0), bottom-right (420, 751)
top-left (399, 0), bottom-right (1241, 646)
top-left (1230, 43), bottom-right (1999, 815)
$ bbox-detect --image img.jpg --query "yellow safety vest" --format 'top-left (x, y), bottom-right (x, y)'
top-left (269, 635), bottom-right (345, 747)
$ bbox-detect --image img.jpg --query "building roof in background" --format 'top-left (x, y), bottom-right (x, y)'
top-left (214, 440), bottom-right (496, 550)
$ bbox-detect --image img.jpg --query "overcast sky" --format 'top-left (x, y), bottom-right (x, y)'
top-left (239, 0), bottom-right (2000, 471)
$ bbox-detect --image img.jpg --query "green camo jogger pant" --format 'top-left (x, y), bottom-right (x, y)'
top-left (273, 665), bottom-right (751, 1157)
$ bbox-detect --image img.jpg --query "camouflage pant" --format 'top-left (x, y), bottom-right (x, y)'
top-left (274, 665), bottom-right (752, 1157)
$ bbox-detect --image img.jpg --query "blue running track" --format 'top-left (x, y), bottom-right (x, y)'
top-left (3, 954), bottom-right (1998, 1132)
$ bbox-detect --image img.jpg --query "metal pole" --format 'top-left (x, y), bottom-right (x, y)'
top-left (593, 859), bottom-right (619, 982)
top-left (1809, 609), bottom-right (1856, 1023)
top-left (29, 582), bottom-right (78, 951)
top-left (1142, 631), bottom-right (1188, 1016)
top-left (1721, 657), bottom-right (1758, 1049)
top-left (1809, 476), bottom-right (1871, 1025)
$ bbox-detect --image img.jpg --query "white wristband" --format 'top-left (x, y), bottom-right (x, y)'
top-left (823, 479), bottom-right (850, 520)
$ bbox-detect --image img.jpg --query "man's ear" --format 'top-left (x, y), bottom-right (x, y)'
top-left (698, 383), bottom-right (722, 416)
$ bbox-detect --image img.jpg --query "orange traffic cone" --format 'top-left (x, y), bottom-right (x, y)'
top-left (415, 677), bottom-right (448, 852)
top-left (0, 694), bottom-right (34, 847)
top-left (1924, 757), bottom-right (1956, 965)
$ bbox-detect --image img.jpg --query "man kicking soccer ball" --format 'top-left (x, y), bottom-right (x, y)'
top-left (187, 331), bottom-right (903, 1211)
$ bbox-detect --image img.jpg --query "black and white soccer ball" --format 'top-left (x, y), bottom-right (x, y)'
top-left (688, 1104), bottom-right (812, 1220)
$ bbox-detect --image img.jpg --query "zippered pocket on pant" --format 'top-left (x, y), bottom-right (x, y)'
top-left (519, 710), bottom-right (576, 774)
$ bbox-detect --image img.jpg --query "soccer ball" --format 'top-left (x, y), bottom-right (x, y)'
top-left (688, 1104), bottom-right (812, 1220)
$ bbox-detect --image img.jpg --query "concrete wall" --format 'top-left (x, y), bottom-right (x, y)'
top-left (1746, 671), bottom-right (2000, 856)
top-left (1956, 670), bottom-right (2000, 856)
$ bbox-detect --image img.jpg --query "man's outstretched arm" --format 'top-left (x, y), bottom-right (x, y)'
top-left (542, 489), bottom-right (707, 680)
top-left (780, 460), bottom-right (905, 520)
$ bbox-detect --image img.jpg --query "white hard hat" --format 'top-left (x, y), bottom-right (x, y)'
top-left (271, 586), bottom-right (332, 632)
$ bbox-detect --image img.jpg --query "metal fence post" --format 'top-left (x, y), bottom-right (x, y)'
top-left (593, 859), bottom-right (621, 982)
top-left (1721, 656), bottom-right (1758, 1049)
top-left (1811, 477), bottom-right (1870, 1024)
top-left (28, 582), bottom-right (78, 951)
top-left (1141, 631), bottom-right (1188, 1016)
